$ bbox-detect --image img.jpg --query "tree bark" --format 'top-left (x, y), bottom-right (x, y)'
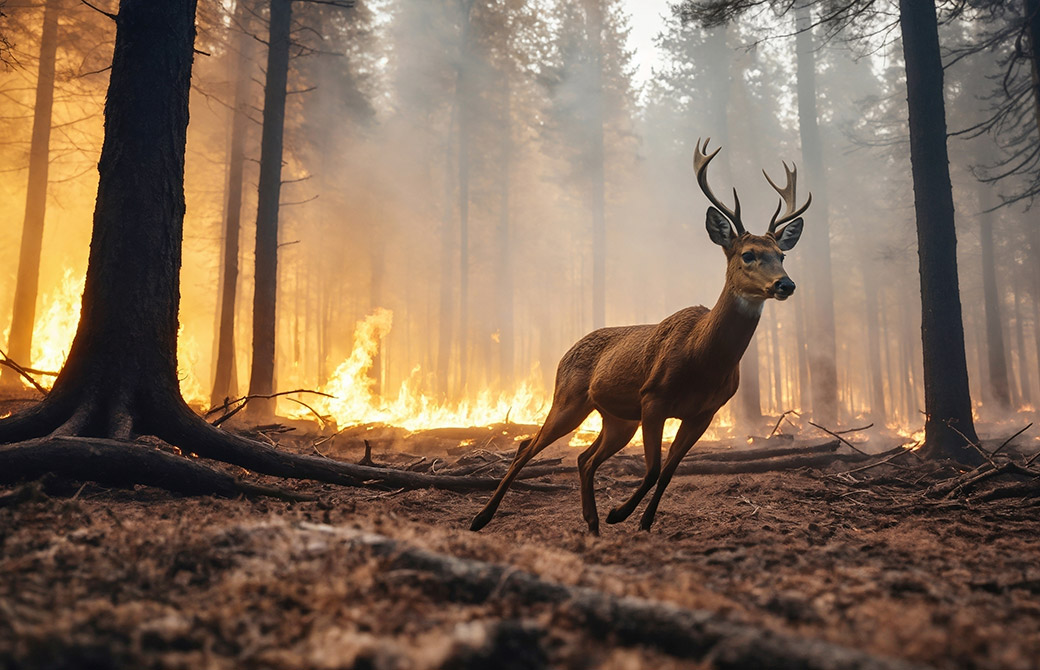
top-left (899, 0), bottom-right (981, 464)
top-left (247, 0), bottom-right (292, 419)
top-left (2, 0), bottom-right (59, 387)
top-left (210, 2), bottom-right (253, 407)
top-left (795, 4), bottom-right (839, 427)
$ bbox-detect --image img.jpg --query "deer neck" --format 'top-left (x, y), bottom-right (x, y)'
top-left (698, 288), bottom-right (764, 369)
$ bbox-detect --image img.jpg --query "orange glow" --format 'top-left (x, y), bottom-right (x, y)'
top-left (294, 310), bottom-right (732, 446)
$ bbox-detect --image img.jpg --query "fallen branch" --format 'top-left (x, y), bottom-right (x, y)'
top-left (768, 409), bottom-right (800, 438)
top-left (206, 388), bottom-right (334, 427)
top-left (0, 350), bottom-right (50, 397)
top-left (808, 421), bottom-right (869, 456)
top-left (0, 436), bottom-right (311, 501)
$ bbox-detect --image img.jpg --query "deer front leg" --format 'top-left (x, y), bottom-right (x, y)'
top-left (605, 407), bottom-right (667, 525)
top-left (639, 413), bottom-right (714, 532)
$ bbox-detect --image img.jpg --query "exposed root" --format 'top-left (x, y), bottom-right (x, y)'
top-left (0, 436), bottom-right (311, 501)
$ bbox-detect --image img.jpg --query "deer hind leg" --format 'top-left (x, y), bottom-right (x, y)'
top-left (469, 399), bottom-right (592, 531)
top-left (605, 412), bottom-right (672, 525)
top-left (638, 414), bottom-right (714, 532)
top-left (578, 416), bottom-right (639, 535)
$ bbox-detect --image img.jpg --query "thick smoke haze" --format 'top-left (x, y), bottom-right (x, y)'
top-left (0, 0), bottom-right (1037, 437)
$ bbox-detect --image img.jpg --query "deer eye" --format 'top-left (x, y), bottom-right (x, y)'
top-left (741, 252), bottom-right (756, 263)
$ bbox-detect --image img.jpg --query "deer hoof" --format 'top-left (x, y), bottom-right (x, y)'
top-left (605, 506), bottom-right (628, 524)
top-left (470, 511), bottom-right (492, 532)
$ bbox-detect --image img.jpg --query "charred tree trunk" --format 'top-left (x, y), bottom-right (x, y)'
top-left (2, 0), bottom-right (59, 387)
top-left (585, 0), bottom-right (606, 331)
top-left (794, 5), bottom-right (839, 427)
top-left (210, 5), bottom-right (253, 407)
top-left (0, 0), bottom-right (199, 443)
top-left (247, 0), bottom-right (292, 418)
top-left (978, 206), bottom-right (1011, 408)
top-left (899, 0), bottom-right (981, 463)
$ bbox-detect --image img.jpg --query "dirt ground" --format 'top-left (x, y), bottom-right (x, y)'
top-left (2, 404), bottom-right (1040, 670)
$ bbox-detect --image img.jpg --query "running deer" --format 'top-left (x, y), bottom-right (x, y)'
top-left (471, 139), bottom-right (811, 534)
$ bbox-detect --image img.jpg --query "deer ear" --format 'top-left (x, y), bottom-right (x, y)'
top-left (705, 207), bottom-right (733, 248)
top-left (774, 218), bottom-right (803, 251)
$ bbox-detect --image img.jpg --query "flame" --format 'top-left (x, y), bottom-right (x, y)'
top-left (29, 269), bottom-right (83, 377)
top-left (3, 269), bottom-right (207, 405)
top-left (299, 310), bottom-right (729, 446)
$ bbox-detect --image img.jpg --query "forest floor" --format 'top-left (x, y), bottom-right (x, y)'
top-left (2, 393), bottom-right (1040, 670)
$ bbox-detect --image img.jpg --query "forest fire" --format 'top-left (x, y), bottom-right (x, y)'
top-left (298, 310), bottom-right (712, 445)
top-left (3, 0), bottom-right (1040, 668)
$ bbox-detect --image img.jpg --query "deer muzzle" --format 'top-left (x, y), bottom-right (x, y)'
top-left (772, 277), bottom-right (796, 300)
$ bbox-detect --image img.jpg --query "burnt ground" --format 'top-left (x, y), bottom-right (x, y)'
top-left (2, 399), bottom-right (1040, 669)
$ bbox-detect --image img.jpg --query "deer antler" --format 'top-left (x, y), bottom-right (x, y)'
top-left (694, 138), bottom-right (745, 236)
top-left (764, 161), bottom-right (812, 234)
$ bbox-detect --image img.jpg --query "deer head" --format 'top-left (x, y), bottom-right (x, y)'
top-left (694, 138), bottom-right (811, 303)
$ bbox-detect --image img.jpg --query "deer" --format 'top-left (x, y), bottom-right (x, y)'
top-left (470, 139), bottom-right (811, 534)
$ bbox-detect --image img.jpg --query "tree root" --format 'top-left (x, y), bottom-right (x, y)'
top-left (242, 521), bottom-right (928, 670)
top-left (0, 395), bottom-right (567, 498)
top-left (0, 436), bottom-right (311, 501)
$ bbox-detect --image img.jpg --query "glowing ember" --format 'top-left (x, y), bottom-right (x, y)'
top-left (298, 310), bottom-right (730, 446)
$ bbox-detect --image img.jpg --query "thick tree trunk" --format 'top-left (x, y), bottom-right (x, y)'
top-left (2, 0), bottom-right (59, 387)
top-left (210, 4), bottom-right (253, 407)
top-left (795, 5), bottom-right (839, 427)
top-left (978, 207), bottom-right (1011, 408)
top-left (0, 0), bottom-right (198, 447)
top-left (585, 0), bottom-right (606, 330)
top-left (899, 0), bottom-right (981, 463)
top-left (247, 0), bottom-right (292, 418)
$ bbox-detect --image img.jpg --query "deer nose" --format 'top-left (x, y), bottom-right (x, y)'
top-left (773, 277), bottom-right (795, 297)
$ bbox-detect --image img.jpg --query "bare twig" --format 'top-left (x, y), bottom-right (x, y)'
top-left (358, 439), bottom-right (377, 467)
top-left (0, 352), bottom-right (50, 397)
top-left (808, 421), bottom-right (869, 456)
top-left (833, 446), bottom-right (913, 477)
top-left (945, 420), bottom-right (997, 468)
top-left (834, 423), bottom-right (874, 435)
top-left (990, 423), bottom-right (1032, 457)
top-left (81, 0), bottom-right (117, 21)
top-left (206, 389), bottom-right (334, 426)
top-left (768, 409), bottom-right (800, 438)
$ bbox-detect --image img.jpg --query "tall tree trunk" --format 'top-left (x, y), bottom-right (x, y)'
top-left (437, 106), bottom-right (457, 398)
top-left (861, 259), bottom-right (887, 424)
top-left (899, 0), bottom-right (981, 463)
top-left (978, 205), bottom-right (1011, 408)
top-left (2, 0), bottom-right (59, 386)
top-left (456, 0), bottom-right (475, 394)
top-left (496, 72), bottom-right (515, 387)
top-left (1027, 0), bottom-right (1040, 138)
top-left (246, 0), bottom-right (292, 418)
top-left (794, 4), bottom-right (839, 427)
top-left (1013, 270), bottom-right (1032, 406)
top-left (210, 4), bottom-right (252, 406)
top-left (585, 0), bottom-right (606, 330)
